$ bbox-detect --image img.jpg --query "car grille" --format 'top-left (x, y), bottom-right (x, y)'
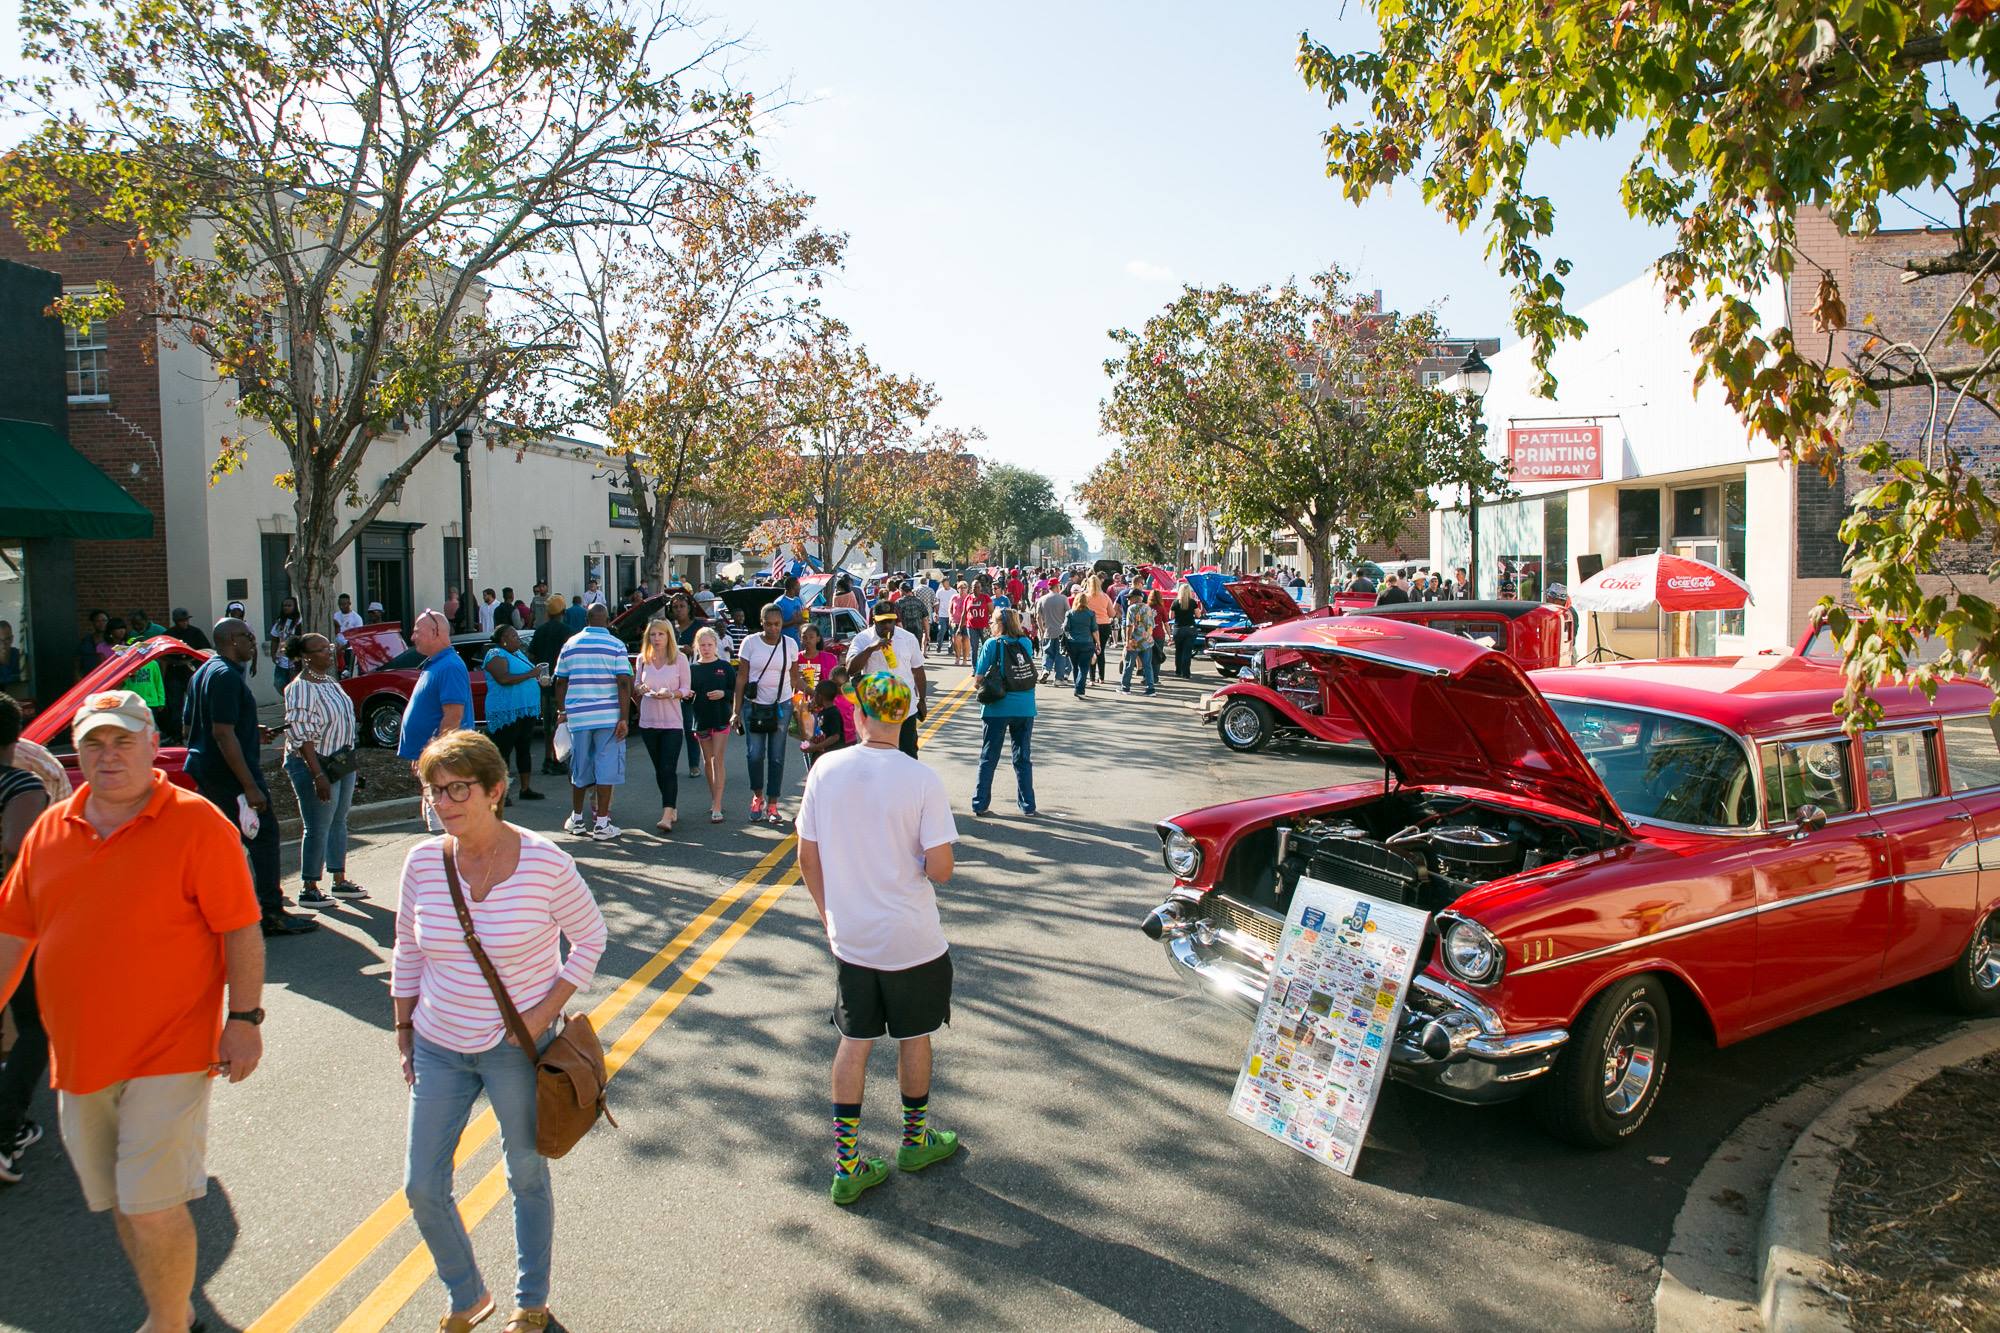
top-left (1305, 838), bottom-right (1421, 907)
top-left (1200, 895), bottom-right (1281, 951)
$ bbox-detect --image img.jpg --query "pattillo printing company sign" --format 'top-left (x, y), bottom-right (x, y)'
top-left (1506, 424), bottom-right (1603, 482)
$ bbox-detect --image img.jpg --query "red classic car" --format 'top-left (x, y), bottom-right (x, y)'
top-left (1144, 618), bottom-right (2000, 1146)
top-left (342, 624), bottom-right (492, 749)
top-left (1203, 579), bottom-right (1373, 669)
top-left (1206, 600), bottom-right (1569, 753)
top-left (23, 636), bottom-right (211, 788)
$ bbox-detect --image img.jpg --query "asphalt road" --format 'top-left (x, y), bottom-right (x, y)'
top-left (0, 656), bottom-right (1965, 1332)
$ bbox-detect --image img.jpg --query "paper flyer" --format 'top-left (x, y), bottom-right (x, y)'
top-left (1227, 876), bottom-right (1429, 1177)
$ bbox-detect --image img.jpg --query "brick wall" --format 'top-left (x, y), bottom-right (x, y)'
top-left (0, 226), bottom-right (169, 631)
top-left (1355, 513), bottom-right (1431, 564)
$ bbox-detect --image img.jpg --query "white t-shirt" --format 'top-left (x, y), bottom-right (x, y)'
top-left (332, 609), bottom-right (363, 645)
top-left (797, 745), bottom-right (958, 970)
top-left (477, 600), bottom-right (497, 633)
top-left (583, 588), bottom-right (606, 607)
top-left (738, 633), bottom-right (797, 705)
top-left (845, 625), bottom-right (922, 692)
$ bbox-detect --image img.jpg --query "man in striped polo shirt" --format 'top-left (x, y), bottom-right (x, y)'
top-left (552, 604), bottom-right (632, 840)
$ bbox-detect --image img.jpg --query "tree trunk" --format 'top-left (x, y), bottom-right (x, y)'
top-left (291, 481), bottom-right (344, 643)
top-left (1307, 525), bottom-right (1335, 609)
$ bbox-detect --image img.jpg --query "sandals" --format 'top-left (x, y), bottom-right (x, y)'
top-left (501, 1310), bottom-right (551, 1333)
top-left (437, 1293), bottom-right (495, 1332)
top-left (709, 810), bottom-right (725, 824)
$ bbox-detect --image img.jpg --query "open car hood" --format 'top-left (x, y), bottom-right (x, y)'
top-left (344, 623), bottom-right (411, 674)
top-left (1241, 617), bottom-right (1631, 833)
top-left (1225, 579), bottom-right (1306, 626)
top-left (24, 636), bottom-right (210, 746)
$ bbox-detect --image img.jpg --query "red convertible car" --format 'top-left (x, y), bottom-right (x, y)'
top-left (1144, 617), bottom-right (2000, 1146)
top-left (1205, 600), bottom-right (1568, 753)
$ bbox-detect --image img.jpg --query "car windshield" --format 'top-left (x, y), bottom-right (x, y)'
top-left (1799, 622), bottom-right (1949, 667)
top-left (1549, 699), bottom-right (1757, 828)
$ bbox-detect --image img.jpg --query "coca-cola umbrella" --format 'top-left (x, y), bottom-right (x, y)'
top-left (1569, 552), bottom-right (1751, 659)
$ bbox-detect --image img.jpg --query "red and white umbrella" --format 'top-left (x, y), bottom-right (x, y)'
top-left (1569, 552), bottom-right (1751, 613)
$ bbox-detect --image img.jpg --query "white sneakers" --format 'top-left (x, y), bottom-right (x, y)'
top-left (591, 817), bottom-right (621, 841)
top-left (565, 812), bottom-right (621, 839)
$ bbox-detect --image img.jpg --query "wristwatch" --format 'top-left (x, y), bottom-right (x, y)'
top-left (227, 1007), bottom-right (265, 1026)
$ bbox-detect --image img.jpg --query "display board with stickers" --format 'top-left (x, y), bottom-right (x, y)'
top-left (1227, 876), bottom-right (1429, 1177)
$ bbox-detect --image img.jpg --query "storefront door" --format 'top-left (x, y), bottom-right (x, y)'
top-left (1674, 539), bottom-right (1722, 656)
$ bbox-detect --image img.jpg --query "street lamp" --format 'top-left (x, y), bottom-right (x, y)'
top-left (454, 421), bottom-right (475, 630)
top-left (1459, 347), bottom-right (1493, 597)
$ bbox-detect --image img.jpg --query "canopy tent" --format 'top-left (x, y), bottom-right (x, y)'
top-left (0, 418), bottom-right (154, 540)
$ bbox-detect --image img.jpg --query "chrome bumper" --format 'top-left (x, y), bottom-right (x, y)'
top-left (1149, 893), bottom-right (1569, 1106)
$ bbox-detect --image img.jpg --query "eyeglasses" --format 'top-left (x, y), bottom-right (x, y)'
top-left (421, 780), bottom-right (481, 805)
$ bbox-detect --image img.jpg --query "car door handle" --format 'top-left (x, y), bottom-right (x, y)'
top-left (1856, 829), bottom-right (1888, 840)
top-left (1948, 811), bottom-right (1974, 822)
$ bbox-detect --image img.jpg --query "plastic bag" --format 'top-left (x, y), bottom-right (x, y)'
top-left (552, 721), bottom-right (572, 761)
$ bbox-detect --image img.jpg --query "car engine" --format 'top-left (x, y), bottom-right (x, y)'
top-left (1273, 796), bottom-right (1601, 916)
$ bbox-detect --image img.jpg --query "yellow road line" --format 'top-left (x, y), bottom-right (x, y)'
top-left (261, 673), bottom-right (977, 1333)
top-left (247, 841), bottom-right (793, 1333)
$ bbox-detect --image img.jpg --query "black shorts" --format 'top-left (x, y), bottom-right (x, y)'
top-left (834, 950), bottom-right (953, 1040)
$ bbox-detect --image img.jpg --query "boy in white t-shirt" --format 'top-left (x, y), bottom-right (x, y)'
top-left (796, 671), bottom-right (960, 1205)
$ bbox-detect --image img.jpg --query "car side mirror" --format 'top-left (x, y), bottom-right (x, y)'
top-left (1791, 804), bottom-right (1828, 838)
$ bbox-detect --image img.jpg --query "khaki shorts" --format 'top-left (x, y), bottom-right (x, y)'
top-left (59, 1072), bottom-right (212, 1214)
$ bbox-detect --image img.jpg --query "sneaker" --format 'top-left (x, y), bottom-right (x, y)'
top-left (591, 817), bottom-right (622, 841)
top-left (0, 1145), bottom-right (22, 1184)
top-left (261, 912), bottom-right (319, 937)
top-left (896, 1128), bottom-right (960, 1173)
top-left (748, 794), bottom-right (764, 818)
top-left (8, 1120), bottom-right (43, 1155)
top-left (829, 1156), bottom-right (889, 1205)
top-left (564, 813), bottom-right (589, 836)
top-left (329, 880), bottom-right (368, 900)
top-left (297, 886), bottom-right (335, 911)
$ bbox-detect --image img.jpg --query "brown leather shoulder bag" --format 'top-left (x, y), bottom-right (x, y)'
top-left (442, 844), bottom-right (615, 1158)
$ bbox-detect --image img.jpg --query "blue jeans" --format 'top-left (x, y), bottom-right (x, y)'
top-left (973, 716), bottom-right (1035, 813)
top-left (283, 755), bottom-right (357, 882)
top-left (406, 1033), bottom-right (553, 1311)
top-left (1043, 637), bottom-right (1069, 682)
top-left (1065, 642), bottom-right (1093, 696)
top-left (744, 703), bottom-right (790, 797)
top-left (1122, 645), bottom-right (1158, 692)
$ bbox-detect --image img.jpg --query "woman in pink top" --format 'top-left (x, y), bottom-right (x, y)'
top-left (633, 618), bottom-right (693, 835)
top-left (392, 730), bottom-right (606, 1333)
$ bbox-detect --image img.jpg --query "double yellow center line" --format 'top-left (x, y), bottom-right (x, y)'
top-left (249, 674), bottom-right (979, 1332)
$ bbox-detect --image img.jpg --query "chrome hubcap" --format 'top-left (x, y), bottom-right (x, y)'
top-left (1601, 1001), bottom-right (1659, 1117)
top-left (1221, 705), bottom-right (1262, 746)
top-left (1973, 913), bottom-right (2000, 992)
top-left (370, 710), bottom-right (399, 747)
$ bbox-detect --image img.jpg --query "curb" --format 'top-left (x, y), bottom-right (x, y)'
top-left (273, 794), bottom-right (420, 839)
top-left (1757, 1018), bottom-right (2000, 1331)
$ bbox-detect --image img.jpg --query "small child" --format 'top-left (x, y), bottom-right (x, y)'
top-left (803, 678), bottom-right (853, 765)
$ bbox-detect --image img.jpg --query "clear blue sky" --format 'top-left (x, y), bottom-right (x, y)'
top-left (711, 0), bottom-right (1671, 530)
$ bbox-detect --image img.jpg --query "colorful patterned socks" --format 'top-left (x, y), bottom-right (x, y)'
top-left (902, 1091), bottom-right (931, 1149)
top-left (832, 1102), bottom-right (862, 1177)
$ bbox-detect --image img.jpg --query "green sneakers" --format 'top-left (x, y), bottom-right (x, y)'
top-left (829, 1156), bottom-right (888, 1205)
top-left (896, 1128), bottom-right (959, 1173)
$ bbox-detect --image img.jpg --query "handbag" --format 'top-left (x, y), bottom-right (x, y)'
top-left (442, 846), bottom-right (615, 1159)
top-left (744, 639), bottom-right (788, 734)
top-left (317, 745), bottom-right (358, 781)
top-left (978, 642), bottom-right (1010, 704)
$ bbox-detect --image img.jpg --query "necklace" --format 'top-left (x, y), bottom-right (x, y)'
top-left (454, 831), bottom-right (509, 898)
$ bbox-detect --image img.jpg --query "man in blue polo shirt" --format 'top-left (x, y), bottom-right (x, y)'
top-left (397, 610), bottom-right (472, 802)
top-left (774, 574), bottom-right (805, 645)
top-left (553, 603), bottom-right (632, 840)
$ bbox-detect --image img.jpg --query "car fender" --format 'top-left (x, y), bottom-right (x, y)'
top-left (1214, 680), bottom-right (1308, 728)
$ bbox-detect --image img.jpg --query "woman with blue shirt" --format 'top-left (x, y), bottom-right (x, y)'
top-left (481, 625), bottom-right (546, 802)
top-left (971, 608), bottom-right (1037, 817)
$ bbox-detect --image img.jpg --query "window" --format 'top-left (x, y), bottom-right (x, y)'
top-left (1420, 370), bottom-right (1443, 388)
top-left (259, 533), bottom-right (293, 631)
top-left (443, 537), bottom-right (463, 604)
top-left (1721, 479), bottom-right (1747, 635)
top-left (1549, 700), bottom-right (1757, 828)
top-left (1297, 371), bottom-right (1317, 392)
top-left (1762, 738), bottom-right (1855, 822)
top-left (65, 313), bottom-right (110, 402)
top-left (1861, 729), bottom-right (1939, 807)
top-left (1617, 489), bottom-right (1661, 558)
top-left (1672, 485), bottom-right (1720, 538)
top-left (1422, 616), bottom-right (1508, 650)
top-left (1543, 492), bottom-right (1569, 593)
top-left (1943, 714), bottom-right (2000, 792)
top-left (535, 538), bottom-right (552, 590)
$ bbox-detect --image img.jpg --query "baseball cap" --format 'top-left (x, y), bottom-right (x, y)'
top-left (871, 603), bottom-right (899, 622)
top-left (366, 600), bottom-right (385, 611)
top-left (225, 600), bottom-right (247, 616)
top-left (171, 607), bottom-right (190, 620)
top-left (72, 690), bottom-right (155, 742)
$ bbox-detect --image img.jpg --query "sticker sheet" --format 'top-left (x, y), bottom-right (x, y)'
top-left (1226, 876), bottom-right (1429, 1177)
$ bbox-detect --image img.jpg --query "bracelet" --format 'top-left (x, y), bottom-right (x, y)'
top-left (394, 1022), bottom-right (414, 1031)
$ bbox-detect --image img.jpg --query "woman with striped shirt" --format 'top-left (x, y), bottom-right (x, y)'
top-left (394, 730), bottom-right (606, 1333)
top-left (283, 632), bottom-right (362, 912)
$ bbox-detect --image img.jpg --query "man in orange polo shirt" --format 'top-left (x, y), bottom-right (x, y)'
top-left (0, 690), bottom-right (265, 1333)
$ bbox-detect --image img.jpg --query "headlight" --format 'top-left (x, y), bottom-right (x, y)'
top-left (1441, 917), bottom-right (1504, 985)
top-left (1161, 827), bottom-right (1202, 880)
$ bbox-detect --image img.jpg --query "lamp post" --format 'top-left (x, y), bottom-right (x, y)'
top-left (454, 421), bottom-right (475, 630)
top-left (1459, 347), bottom-right (1493, 597)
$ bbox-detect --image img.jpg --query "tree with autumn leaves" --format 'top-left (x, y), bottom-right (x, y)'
top-left (1078, 445), bottom-right (1195, 564)
top-left (2, 0), bottom-right (756, 632)
top-left (1300, 1), bottom-right (2000, 715)
top-left (1102, 269), bottom-right (1496, 606)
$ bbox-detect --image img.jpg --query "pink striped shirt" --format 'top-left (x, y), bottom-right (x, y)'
top-left (391, 831), bottom-right (607, 1053)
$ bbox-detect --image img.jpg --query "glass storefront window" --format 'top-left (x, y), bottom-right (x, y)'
top-left (1721, 479), bottom-right (1747, 635)
top-left (1618, 489), bottom-right (1661, 557)
top-left (1543, 492), bottom-right (1569, 594)
top-left (0, 544), bottom-right (26, 702)
top-left (1673, 485), bottom-right (1720, 537)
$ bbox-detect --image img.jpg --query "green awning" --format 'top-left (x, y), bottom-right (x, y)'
top-left (0, 418), bottom-right (154, 540)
